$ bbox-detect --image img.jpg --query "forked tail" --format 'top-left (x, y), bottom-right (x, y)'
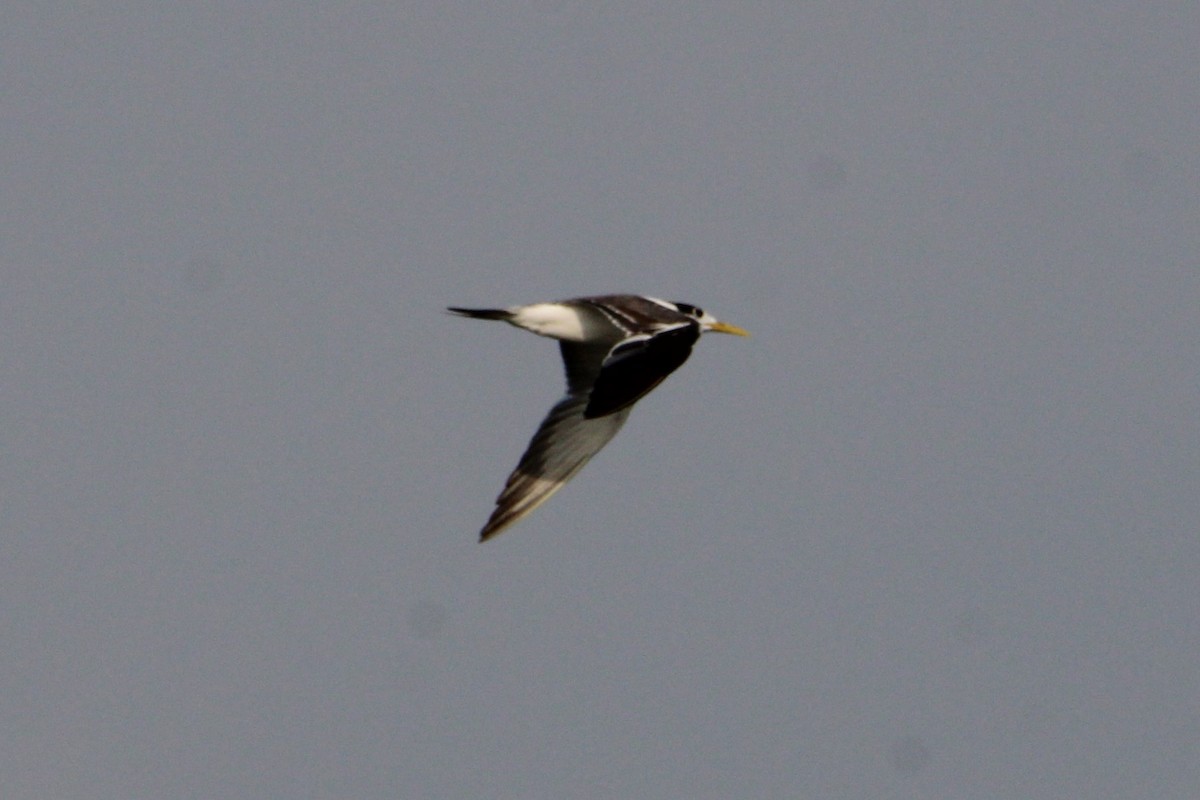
top-left (446, 307), bottom-right (512, 321)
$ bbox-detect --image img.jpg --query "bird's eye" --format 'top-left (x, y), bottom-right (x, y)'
top-left (674, 302), bottom-right (702, 317)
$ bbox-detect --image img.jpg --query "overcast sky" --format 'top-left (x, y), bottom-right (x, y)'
top-left (3, 4), bottom-right (1198, 798)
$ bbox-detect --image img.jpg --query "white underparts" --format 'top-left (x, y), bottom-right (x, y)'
top-left (508, 303), bottom-right (618, 342)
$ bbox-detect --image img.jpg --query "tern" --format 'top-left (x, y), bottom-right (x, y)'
top-left (449, 294), bottom-right (749, 541)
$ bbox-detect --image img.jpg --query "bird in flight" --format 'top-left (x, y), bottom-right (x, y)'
top-left (449, 294), bottom-right (749, 541)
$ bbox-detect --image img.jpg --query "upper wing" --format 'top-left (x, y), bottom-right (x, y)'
top-left (559, 340), bottom-right (612, 395)
top-left (479, 393), bottom-right (630, 541)
top-left (583, 323), bottom-right (700, 418)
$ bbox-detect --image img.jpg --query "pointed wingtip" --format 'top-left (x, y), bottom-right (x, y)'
top-left (478, 507), bottom-right (517, 542)
top-left (478, 522), bottom-right (505, 543)
top-left (477, 506), bottom-right (511, 542)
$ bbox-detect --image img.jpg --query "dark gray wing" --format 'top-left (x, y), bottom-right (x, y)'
top-left (478, 341), bottom-right (627, 541)
top-left (583, 323), bottom-right (700, 418)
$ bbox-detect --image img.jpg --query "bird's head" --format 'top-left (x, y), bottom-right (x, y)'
top-left (672, 302), bottom-right (750, 337)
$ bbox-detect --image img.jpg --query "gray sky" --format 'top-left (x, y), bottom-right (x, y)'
top-left (3, 4), bottom-right (1198, 797)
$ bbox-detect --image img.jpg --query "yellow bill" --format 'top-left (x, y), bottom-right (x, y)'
top-left (708, 320), bottom-right (750, 337)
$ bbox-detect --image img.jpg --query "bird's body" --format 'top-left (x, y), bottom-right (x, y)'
top-left (449, 295), bottom-right (748, 541)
